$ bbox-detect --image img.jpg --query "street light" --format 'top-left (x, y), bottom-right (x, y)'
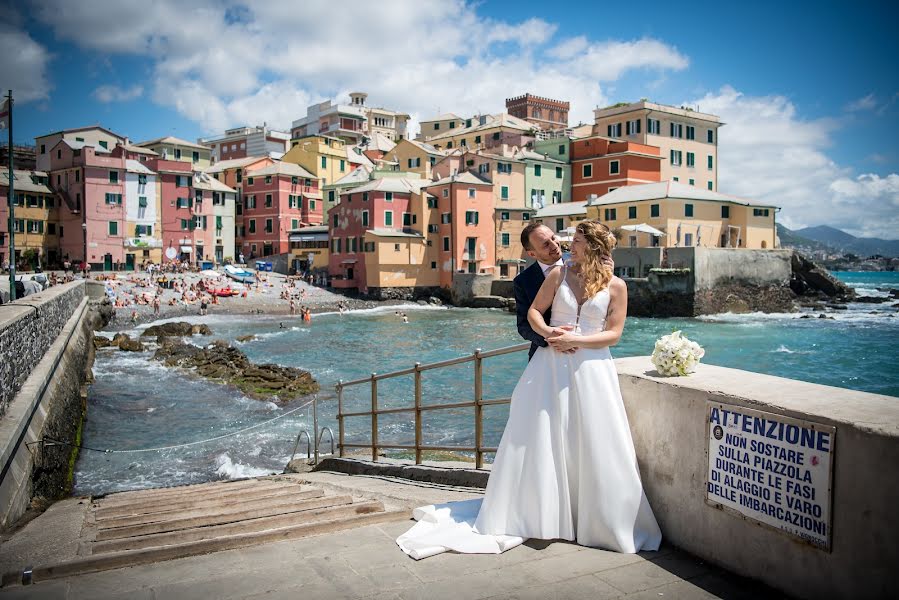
top-left (81, 221), bottom-right (87, 274)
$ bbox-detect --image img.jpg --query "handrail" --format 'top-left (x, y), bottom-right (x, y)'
top-left (336, 342), bottom-right (529, 468)
top-left (290, 429), bottom-right (311, 462)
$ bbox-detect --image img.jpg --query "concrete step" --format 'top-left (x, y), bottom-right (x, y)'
top-left (94, 488), bottom-right (326, 530)
top-left (96, 494), bottom-right (354, 540)
top-left (95, 483), bottom-right (314, 519)
top-left (92, 500), bottom-right (388, 554)
top-left (96, 479), bottom-right (300, 510)
top-left (3, 508), bottom-right (409, 586)
top-left (94, 477), bottom-right (288, 504)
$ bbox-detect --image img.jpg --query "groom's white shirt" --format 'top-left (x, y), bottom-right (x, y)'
top-left (538, 259), bottom-right (563, 276)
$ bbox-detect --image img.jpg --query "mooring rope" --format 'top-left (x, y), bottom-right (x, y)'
top-left (39, 397), bottom-right (317, 454)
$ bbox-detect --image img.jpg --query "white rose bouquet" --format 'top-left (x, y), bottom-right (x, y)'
top-left (651, 330), bottom-right (705, 376)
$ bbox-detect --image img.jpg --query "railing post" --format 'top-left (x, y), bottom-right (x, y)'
top-left (371, 373), bottom-right (378, 462)
top-left (414, 362), bottom-right (422, 465)
top-left (474, 348), bottom-right (483, 469)
top-left (337, 382), bottom-right (345, 457)
top-left (313, 394), bottom-right (319, 465)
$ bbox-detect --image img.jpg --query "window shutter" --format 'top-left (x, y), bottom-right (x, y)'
top-left (636, 119), bottom-right (641, 133)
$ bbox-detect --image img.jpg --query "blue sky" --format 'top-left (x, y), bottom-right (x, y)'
top-left (2, 0), bottom-right (897, 237)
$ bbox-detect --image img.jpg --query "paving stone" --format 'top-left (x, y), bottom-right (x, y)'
top-left (596, 551), bottom-right (713, 595)
top-left (486, 573), bottom-right (623, 600)
top-left (396, 561), bottom-right (557, 600)
top-left (0, 580), bottom-right (70, 600)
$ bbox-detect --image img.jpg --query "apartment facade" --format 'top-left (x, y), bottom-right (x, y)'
top-left (517, 148), bottom-right (570, 207)
top-left (585, 181), bottom-right (777, 249)
top-left (385, 139), bottom-right (447, 180)
top-left (123, 160), bottom-right (162, 266)
top-left (35, 126), bottom-right (126, 172)
top-left (193, 172), bottom-right (238, 264)
top-left (417, 113), bottom-right (464, 141)
top-left (198, 125), bottom-right (290, 163)
top-left (145, 158), bottom-right (198, 264)
top-left (593, 101), bottom-right (722, 191)
top-left (282, 136), bottom-right (351, 187)
top-left (137, 136), bottom-right (212, 169)
top-left (423, 113), bottom-right (536, 151)
top-left (570, 136), bottom-right (662, 202)
top-left (0, 170), bottom-right (58, 269)
top-left (240, 161), bottom-right (321, 259)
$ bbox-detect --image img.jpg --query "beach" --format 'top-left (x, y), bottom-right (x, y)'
top-left (67, 269), bottom-right (413, 327)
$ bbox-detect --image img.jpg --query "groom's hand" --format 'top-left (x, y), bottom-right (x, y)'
top-left (546, 327), bottom-right (578, 354)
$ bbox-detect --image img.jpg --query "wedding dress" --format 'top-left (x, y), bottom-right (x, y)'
top-left (397, 269), bottom-right (662, 559)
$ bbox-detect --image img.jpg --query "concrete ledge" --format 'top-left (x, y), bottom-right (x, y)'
top-left (313, 457), bottom-right (490, 488)
top-left (615, 356), bottom-right (899, 600)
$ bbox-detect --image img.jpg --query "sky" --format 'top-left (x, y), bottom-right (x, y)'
top-left (1, 0), bottom-right (898, 238)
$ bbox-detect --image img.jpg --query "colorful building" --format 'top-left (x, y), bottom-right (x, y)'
top-left (515, 147), bottom-right (570, 207)
top-left (505, 93), bottom-right (570, 131)
top-left (327, 177), bottom-right (429, 292)
top-left (593, 101), bottom-right (722, 191)
top-left (193, 172), bottom-right (238, 264)
top-left (49, 139), bottom-right (128, 270)
top-left (288, 225), bottom-right (329, 275)
top-left (35, 126), bottom-right (126, 172)
top-left (198, 125), bottom-right (290, 163)
top-left (137, 136), bottom-right (213, 169)
top-left (144, 158), bottom-right (197, 265)
top-left (570, 136), bottom-right (662, 202)
top-left (123, 160), bottom-right (162, 266)
top-left (433, 147), bottom-right (527, 209)
top-left (383, 139), bottom-right (447, 180)
top-left (240, 161), bottom-right (320, 259)
top-left (423, 113), bottom-right (536, 151)
top-left (585, 181), bottom-right (778, 249)
top-left (416, 113), bottom-right (464, 142)
top-left (291, 92), bottom-right (409, 144)
top-left (282, 136), bottom-right (352, 188)
top-left (534, 201), bottom-right (588, 236)
top-left (0, 170), bottom-right (58, 269)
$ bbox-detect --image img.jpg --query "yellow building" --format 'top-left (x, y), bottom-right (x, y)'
top-left (136, 136), bottom-right (213, 168)
top-left (417, 113), bottom-right (465, 141)
top-left (362, 229), bottom-right (438, 291)
top-left (585, 181), bottom-right (778, 249)
top-left (288, 225), bottom-right (329, 274)
top-left (1, 170), bottom-right (59, 268)
top-left (282, 135), bottom-right (352, 188)
top-left (423, 113), bottom-right (535, 151)
top-left (383, 139), bottom-right (447, 180)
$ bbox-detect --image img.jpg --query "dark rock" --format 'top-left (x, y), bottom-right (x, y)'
top-left (467, 295), bottom-right (514, 309)
top-left (236, 334), bottom-right (256, 342)
top-left (826, 304), bottom-right (848, 310)
top-left (93, 336), bottom-right (113, 348)
top-left (112, 333), bottom-right (130, 345)
top-left (118, 338), bottom-right (145, 352)
top-left (152, 338), bottom-right (318, 402)
top-left (142, 321), bottom-right (212, 337)
top-left (191, 324), bottom-right (212, 335)
top-left (428, 296), bottom-right (443, 306)
top-left (791, 252), bottom-right (855, 300)
top-left (854, 296), bottom-right (888, 304)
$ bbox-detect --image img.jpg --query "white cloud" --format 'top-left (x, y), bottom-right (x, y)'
top-left (692, 86), bottom-right (899, 239)
top-left (845, 93), bottom-right (877, 112)
top-left (0, 23), bottom-right (52, 102)
top-left (92, 84), bottom-right (143, 103)
top-left (25, 0), bottom-right (688, 132)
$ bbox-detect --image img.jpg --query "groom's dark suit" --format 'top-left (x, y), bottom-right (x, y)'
top-left (513, 261), bottom-right (555, 360)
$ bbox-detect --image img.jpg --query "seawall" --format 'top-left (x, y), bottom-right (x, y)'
top-left (616, 357), bottom-right (898, 600)
top-left (0, 281), bottom-right (101, 528)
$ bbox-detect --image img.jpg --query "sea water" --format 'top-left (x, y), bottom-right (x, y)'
top-left (74, 272), bottom-right (899, 495)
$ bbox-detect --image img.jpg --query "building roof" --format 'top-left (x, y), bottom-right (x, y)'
top-left (535, 201), bottom-right (588, 218)
top-left (289, 225), bottom-right (328, 234)
top-left (427, 171), bottom-right (492, 187)
top-left (34, 125), bottom-right (126, 141)
top-left (193, 172), bottom-right (237, 193)
top-left (593, 100), bottom-right (722, 125)
top-left (246, 161), bottom-right (316, 179)
top-left (420, 113), bottom-right (463, 122)
top-left (325, 166), bottom-right (372, 189)
top-left (136, 135), bottom-right (209, 150)
top-left (204, 156), bottom-right (270, 173)
top-left (0, 170), bottom-right (53, 194)
top-left (427, 113), bottom-right (535, 142)
top-left (397, 138), bottom-right (446, 156)
top-left (587, 181), bottom-right (778, 208)
top-left (366, 228), bottom-right (424, 239)
top-left (348, 177), bottom-right (429, 195)
top-left (513, 147), bottom-right (566, 164)
top-left (125, 159), bottom-right (155, 174)
top-left (59, 139), bottom-right (111, 154)
top-left (365, 131), bottom-right (396, 153)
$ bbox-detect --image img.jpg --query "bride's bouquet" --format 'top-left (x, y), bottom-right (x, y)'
top-left (651, 330), bottom-right (705, 376)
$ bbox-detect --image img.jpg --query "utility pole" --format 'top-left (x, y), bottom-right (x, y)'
top-left (3, 90), bottom-right (14, 301)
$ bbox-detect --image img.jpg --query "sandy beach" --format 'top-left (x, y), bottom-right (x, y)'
top-left (52, 270), bottom-right (411, 327)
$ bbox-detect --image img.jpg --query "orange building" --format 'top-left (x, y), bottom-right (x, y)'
top-left (570, 136), bottom-right (662, 202)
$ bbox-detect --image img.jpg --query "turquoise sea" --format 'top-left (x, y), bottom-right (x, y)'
top-left (74, 271), bottom-right (899, 495)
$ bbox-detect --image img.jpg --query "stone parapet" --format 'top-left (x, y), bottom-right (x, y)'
top-left (0, 282), bottom-right (85, 418)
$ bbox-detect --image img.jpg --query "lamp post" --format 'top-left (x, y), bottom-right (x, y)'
top-left (81, 221), bottom-right (87, 275)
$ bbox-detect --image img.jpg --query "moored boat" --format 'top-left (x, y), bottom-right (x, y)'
top-left (224, 264), bottom-right (256, 284)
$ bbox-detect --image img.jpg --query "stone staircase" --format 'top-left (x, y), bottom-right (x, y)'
top-left (3, 475), bottom-right (406, 584)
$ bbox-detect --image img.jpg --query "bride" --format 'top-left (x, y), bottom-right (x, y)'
top-left (397, 220), bottom-right (661, 559)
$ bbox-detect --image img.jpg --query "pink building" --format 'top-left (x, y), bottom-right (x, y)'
top-left (240, 162), bottom-right (321, 259)
top-left (48, 140), bottom-right (128, 270)
top-left (423, 173), bottom-right (495, 285)
top-left (145, 158), bottom-right (198, 264)
top-left (328, 178), bottom-right (425, 290)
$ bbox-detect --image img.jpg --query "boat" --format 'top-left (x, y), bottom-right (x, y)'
top-left (211, 286), bottom-right (240, 297)
top-left (224, 265), bottom-right (256, 284)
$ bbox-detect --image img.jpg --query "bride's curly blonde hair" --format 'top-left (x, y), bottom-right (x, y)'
top-left (576, 220), bottom-right (616, 298)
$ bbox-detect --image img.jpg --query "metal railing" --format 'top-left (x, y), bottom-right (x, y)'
top-left (336, 342), bottom-right (530, 469)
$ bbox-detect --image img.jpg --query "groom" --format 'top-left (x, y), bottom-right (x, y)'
top-left (514, 223), bottom-right (564, 360)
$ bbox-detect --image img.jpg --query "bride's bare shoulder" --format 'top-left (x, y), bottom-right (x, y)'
top-left (609, 276), bottom-right (627, 294)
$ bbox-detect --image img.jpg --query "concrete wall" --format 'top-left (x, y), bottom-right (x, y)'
top-left (692, 247), bottom-right (792, 290)
top-left (0, 281), bottom-right (94, 527)
top-left (616, 357), bottom-right (898, 600)
top-left (451, 273), bottom-right (494, 304)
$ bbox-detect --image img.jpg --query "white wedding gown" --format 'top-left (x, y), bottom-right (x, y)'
top-left (397, 272), bottom-right (662, 559)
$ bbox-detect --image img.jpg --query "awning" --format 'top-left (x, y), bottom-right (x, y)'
top-left (620, 223), bottom-right (665, 236)
top-left (180, 246), bottom-right (192, 253)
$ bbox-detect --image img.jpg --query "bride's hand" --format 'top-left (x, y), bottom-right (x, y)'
top-left (547, 331), bottom-right (579, 353)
